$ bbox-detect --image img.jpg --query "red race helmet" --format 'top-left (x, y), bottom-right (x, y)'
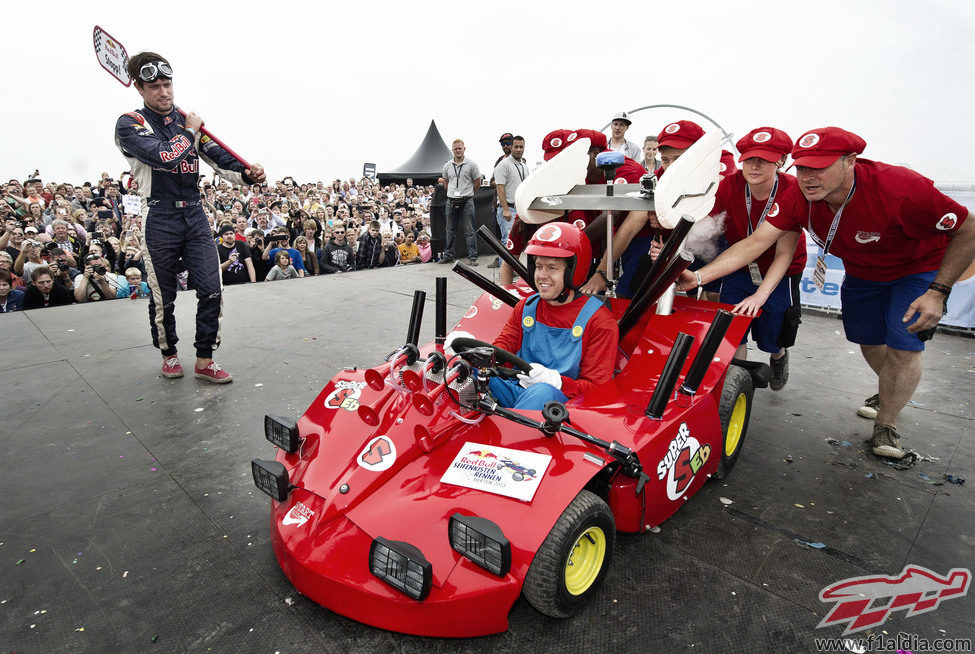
top-left (525, 222), bottom-right (592, 299)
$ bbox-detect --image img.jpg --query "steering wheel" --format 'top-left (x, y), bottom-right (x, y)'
top-left (450, 337), bottom-right (532, 379)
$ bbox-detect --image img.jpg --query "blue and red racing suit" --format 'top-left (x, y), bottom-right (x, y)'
top-left (115, 106), bottom-right (253, 358)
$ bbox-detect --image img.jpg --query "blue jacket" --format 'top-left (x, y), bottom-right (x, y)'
top-left (0, 288), bottom-right (24, 312)
top-left (114, 106), bottom-right (252, 207)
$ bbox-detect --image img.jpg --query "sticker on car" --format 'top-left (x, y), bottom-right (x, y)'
top-left (657, 423), bottom-right (711, 500)
top-left (324, 381), bottom-right (366, 411)
top-left (282, 501), bottom-right (314, 528)
top-left (358, 436), bottom-right (397, 471)
top-left (441, 442), bottom-right (552, 502)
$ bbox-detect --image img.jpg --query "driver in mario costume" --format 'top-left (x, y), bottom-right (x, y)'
top-left (488, 222), bottom-right (619, 409)
top-left (115, 51), bottom-right (266, 383)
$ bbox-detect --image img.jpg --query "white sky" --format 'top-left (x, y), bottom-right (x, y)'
top-left (3, 0), bottom-right (973, 186)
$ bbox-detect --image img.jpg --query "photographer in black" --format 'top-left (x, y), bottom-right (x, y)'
top-left (247, 230), bottom-right (271, 281)
top-left (47, 246), bottom-right (80, 286)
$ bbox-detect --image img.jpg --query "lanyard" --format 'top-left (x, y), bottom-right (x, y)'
top-left (512, 159), bottom-right (526, 182)
top-left (451, 162), bottom-right (465, 189)
top-left (807, 174), bottom-right (857, 255)
top-left (744, 174), bottom-right (779, 235)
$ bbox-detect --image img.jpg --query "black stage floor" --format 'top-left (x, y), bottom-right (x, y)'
top-left (2, 259), bottom-right (973, 653)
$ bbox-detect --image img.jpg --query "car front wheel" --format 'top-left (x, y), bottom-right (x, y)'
top-left (523, 490), bottom-right (615, 618)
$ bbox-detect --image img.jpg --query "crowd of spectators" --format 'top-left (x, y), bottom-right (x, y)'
top-left (0, 173), bottom-right (438, 313)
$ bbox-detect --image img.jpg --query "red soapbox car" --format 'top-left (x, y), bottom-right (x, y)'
top-left (252, 213), bottom-right (771, 636)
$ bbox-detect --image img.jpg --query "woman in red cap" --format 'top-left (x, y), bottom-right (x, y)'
top-left (710, 127), bottom-right (806, 390)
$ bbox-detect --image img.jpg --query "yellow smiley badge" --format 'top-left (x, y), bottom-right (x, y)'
top-left (523, 316), bottom-right (535, 328)
top-left (571, 325), bottom-right (584, 338)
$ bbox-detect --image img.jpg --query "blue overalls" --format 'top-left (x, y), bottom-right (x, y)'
top-left (488, 294), bottom-right (605, 410)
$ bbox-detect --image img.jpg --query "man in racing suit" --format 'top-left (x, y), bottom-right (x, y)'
top-left (488, 222), bottom-right (619, 410)
top-left (115, 51), bottom-right (266, 382)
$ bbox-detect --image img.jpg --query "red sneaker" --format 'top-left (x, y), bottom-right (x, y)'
top-left (161, 356), bottom-right (184, 378)
top-left (194, 361), bottom-right (233, 384)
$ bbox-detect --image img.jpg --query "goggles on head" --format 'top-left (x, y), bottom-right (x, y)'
top-left (138, 61), bottom-right (173, 83)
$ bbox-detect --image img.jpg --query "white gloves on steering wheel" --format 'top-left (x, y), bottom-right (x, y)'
top-left (518, 363), bottom-right (562, 390)
top-left (444, 330), bottom-right (474, 356)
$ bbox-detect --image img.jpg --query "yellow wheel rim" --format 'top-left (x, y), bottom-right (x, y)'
top-left (725, 393), bottom-right (747, 457)
top-left (564, 526), bottom-right (606, 595)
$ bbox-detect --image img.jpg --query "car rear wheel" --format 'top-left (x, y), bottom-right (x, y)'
top-left (714, 364), bottom-right (753, 479)
top-left (523, 490), bottom-right (615, 618)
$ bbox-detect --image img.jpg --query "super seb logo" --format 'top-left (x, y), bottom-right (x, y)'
top-left (657, 423), bottom-right (711, 500)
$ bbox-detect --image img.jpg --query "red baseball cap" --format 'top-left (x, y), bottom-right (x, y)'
top-left (657, 120), bottom-right (705, 149)
top-left (719, 150), bottom-right (738, 177)
top-left (542, 128), bottom-right (607, 161)
top-left (790, 127), bottom-right (866, 169)
top-left (570, 129), bottom-right (607, 151)
top-left (736, 127), bottom-right (793, 163)
top-left (542, 129), bottom-right (572, 161)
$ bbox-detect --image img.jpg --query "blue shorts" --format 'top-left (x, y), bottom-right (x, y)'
top-left (840, 271), bottom-right (937, 352)
top-left (720, 269), bottom-right (799, 353)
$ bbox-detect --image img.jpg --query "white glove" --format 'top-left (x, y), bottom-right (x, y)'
top-left (444, 330), bottom-right (475, 356)
top-left (518, 363), bottom-right (562, 390)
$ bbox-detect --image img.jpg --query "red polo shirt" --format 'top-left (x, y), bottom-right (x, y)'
top-left (766, 159), bottom-right (968, 281)
top-left (713, 171), bottom-right (807, 277)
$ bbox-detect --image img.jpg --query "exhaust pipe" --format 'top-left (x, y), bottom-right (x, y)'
top-left (679, 310), bottom-right (734, 396)
top-left (435, 277), bottom-right (447, 347)
top-left (645, 332), bottom-right (694, 420)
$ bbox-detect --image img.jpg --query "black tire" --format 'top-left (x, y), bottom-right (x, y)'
top-left (714, 364), bottom-right (753, 480)
top-left (523, 490), bottom-right (615, 618)
top-left (512, 472), bottom-right (524, 482)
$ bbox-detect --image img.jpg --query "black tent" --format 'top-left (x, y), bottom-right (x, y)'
top-left (377, 120), bottom-right (452, 185)
top-left (377, 119), bottom-right (500, 261)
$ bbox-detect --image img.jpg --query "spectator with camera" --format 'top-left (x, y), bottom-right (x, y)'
top-left (379, 230), bottom-right (399, 267)
top-left (47, 248), bottom-right (78, 288)
top-left (1, 220), bottom-right (25, 260)
top-left (22, 266), bottom-right (73, 309)
top-left (74, 252), bottom-right (122, 302)
top-left (116, 231), bottom-right (145, 277)
top-left (264, 227), bottom-right (305, 277)
top-left (0, 269), bottom-right (24, 313)
top-left (246, 229), bottom-right (271, 281)
top-left (15, 236), bottom-right (45, 278)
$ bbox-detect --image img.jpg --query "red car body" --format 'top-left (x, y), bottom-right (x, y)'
top-left (262, 284), bottom-right (753, 636)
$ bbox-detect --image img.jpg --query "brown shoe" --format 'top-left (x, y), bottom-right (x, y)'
top-left (868, 423), bottom-right (905, 459)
